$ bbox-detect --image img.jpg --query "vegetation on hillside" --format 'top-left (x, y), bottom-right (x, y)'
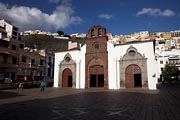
top-left (21, 35), bottom-right (86, 52)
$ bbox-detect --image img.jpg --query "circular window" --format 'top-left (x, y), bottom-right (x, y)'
top-left (94, 43), bottom-right (99, 49)
top-left (65, 56), bottom-right (70, 62)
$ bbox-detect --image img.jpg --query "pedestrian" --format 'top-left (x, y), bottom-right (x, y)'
top-left (40, 80), bottom-right (46, 92)
top-left (17, 82), bottom-right (20, 90)
top-left (19, 82), bottom-right (24, 90)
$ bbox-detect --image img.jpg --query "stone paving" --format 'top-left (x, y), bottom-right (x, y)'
top-left (0, 84), bottom-right (180, 120)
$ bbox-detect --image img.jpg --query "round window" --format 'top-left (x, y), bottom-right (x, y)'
top-left (94, 43), bottom-right (99, 49)
top-left (65, 56), bottom-right (70, 62)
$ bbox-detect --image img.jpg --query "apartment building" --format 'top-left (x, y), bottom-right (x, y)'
top-left (155, 49), bottom-right (180, 80)
top-left (17, 48), bottom-right (46, 83)
top-left (38, 49), bottom-right (54, 81)
top-left (0, 19), bottom-right (19, 40)
top-left (0, 19), bottom-right (54, 86)
top-left (0, 27), bottom-right (20, 83)
top-left (170, 30), bottom-right (180, 37)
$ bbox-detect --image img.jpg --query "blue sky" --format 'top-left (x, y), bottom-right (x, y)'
top-left (0, 0), bottom-right (180, 35)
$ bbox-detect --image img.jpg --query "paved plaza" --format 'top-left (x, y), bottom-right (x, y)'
top-left (0, 84), bottom-right (180, 120)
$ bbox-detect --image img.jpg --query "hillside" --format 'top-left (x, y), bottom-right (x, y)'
top-left (21, 35), bottom-right (87, 52)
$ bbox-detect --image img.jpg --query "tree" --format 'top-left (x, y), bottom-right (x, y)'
top-left (161, 64), bottom-right (179, 83)
top-left (57, 30), bottom-right (64, 36)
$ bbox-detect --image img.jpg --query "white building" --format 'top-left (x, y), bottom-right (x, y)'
top-left (0, 19), bottom-right (19, 40)
top-left (54, 25), bottom-right (157, 90)
top-left (155, 49), bottom-right (180, 80)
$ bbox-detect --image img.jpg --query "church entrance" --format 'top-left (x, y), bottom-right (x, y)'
top-left (125, 64), bottom-right (142, 88)
top-left (134, 74), bottom-right (142, 87)
top-left (89, 65), bottom-right (104, 88)
top-left (62, 68), bottom-right (72, 87)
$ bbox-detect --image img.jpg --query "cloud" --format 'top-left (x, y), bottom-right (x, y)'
top-left (0, 1), bottom-right (82, 31)
top-left (136, 8), bottom-right (175, 17)
top-left (98, 14), bottom-right (113, 19)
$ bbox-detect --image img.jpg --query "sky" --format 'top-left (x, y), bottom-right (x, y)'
top-left (0, 0), bottom-right (180, 35)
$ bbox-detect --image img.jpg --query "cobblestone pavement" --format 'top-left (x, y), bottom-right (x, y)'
top-left (0, 84), bottom-right (180, 120)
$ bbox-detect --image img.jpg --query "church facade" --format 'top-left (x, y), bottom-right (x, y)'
top-left (54, 25), bottom-right (157, 89)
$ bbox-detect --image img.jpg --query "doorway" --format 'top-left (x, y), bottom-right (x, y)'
top-left (62, 68), bottom-right (72, 87)
top-left (98, 74), bottom-right (104, 87)
top-left (134, 74), bottom-right (142, 87)
top-left (90, 74), bottom-right (104, 87)
top-left (90, 75), bottom-right (96, 87)
top-left (68, 76), bottom-right (72, 87)
top-left (89, 65), bottom-right (104, 88)
top-left (125, 64), bottom-right (141, 88)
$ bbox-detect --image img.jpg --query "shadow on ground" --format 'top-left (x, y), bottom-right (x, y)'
top-left (0, 84), bottom-right (180, 120)
top-left (0, 91), bottom-right (24, 99)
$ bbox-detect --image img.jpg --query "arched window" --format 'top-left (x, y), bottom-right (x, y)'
top-left (128, 50), bottom-right (136, 57)
top-left (91, 29), bottom-right (95, 37)
top-left (98, 28), bottom-right (102, 36)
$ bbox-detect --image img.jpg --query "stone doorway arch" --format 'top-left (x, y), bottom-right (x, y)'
top-left (59, 53), bottom-right (76, 88)
top-left (125, 64), bottom-right (142, 88)
top-left (120, 46), bottom-right (148, 88)
top-left (62, 68), bottom-right (72, 87)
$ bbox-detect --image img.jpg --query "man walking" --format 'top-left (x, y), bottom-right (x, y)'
top-left (40, 80), bottom-right (46, 92)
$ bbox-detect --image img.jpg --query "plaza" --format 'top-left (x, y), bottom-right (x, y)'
top-left (0, 84), bottom-right (180, 120)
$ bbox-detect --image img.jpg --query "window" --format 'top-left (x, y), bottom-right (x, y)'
top-left (160, 60), bottom-right (163, 64)
top-left (12, 56), bottom-right (17, 64)
top-left (22, 56), bottom-right (27, 63)
top-left (65, 56), bottom-right (70, 62)
top-left (31, 59), bottom-right (35, 64)
top-left (91, 29), bottom-right (95, 37)
top-left (128, 50), bottom-right (136, 57)
top-left (48, 68), bottom-right (51, 76)
top-left (12, 44), bottom-right (16, 50)
top-left (19, 43), bottom-right (24, 50)
top-left (0, 39), bottom-right (9, 48)
top-left (3, 55), bottom-right (8, 64)
top-left (40, 59), bottom-right (44, 65)
top-left (21, 69), bottom-right (26, 75)
top-left (49, 56), bottom-right (51, 61)
top-left (94, 43), bottom-right (99, 49)
top-left (161, 67), bottom-right (164, 71)
top-left (98, 28), bottom-right (102, 36)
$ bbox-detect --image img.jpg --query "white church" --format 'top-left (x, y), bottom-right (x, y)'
top-left (53, 25), bottom-right (157, 90)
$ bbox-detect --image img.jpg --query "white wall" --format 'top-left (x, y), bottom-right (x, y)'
top-left (107, 42), bottom-right (119, 89)
top-left (108, 41), bottom-right (157, 89)
top-left (53, 45), bottom-right (86, 88)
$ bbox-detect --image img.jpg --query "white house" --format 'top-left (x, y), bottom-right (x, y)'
top-left (155, 49), bottom-right (180, 80)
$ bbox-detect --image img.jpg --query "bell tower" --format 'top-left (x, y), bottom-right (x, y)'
top-left (85, 25), bottom-right (108, 88)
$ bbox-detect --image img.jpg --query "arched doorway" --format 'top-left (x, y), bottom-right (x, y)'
top-left (62, 68), bottom-right (72, 87)
top-left (89, 65), bottom-right (104, 87)
top-left (125, 64), bottom-right (142, 88)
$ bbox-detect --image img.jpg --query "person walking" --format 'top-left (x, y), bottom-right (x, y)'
top-left (40, 80), bottom-right (46, 92)
top-left (19, 82), bottom-right (24, 90)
